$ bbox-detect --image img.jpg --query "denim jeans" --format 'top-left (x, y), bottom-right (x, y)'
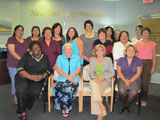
top-left (8, 67), bottom-right (17, 95)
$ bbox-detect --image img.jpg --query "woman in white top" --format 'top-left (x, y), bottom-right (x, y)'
top-left (112, 31), bottom-right (132, 70)
top-left (132, 25), bottom-right (143, 44)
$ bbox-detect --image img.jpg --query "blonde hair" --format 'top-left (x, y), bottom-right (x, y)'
top-left (124, 44), bottom-right (138, 57)
top-left (94, 44), bottom-right (106, 57)
top-left (63, 43), bottom-right (72, 50)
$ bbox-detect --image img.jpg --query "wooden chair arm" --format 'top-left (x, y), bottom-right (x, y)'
top-left (48, 74), bottom-right (54, 93)
top-left (111, 77), bottom-right (115, 92)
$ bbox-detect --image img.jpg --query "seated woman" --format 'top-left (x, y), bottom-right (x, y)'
top-left (15, 41), bottom-right (51, 120)
top-left (117, 45), bottom-right (142, 114)
top-left (54, 43), bottom-right (81, 117)
top-left (89, 44), bottom-right (114, 120)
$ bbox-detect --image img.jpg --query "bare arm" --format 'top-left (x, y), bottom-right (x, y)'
top-left (117, 66), bottom-right (126, 82)
top-left (75, 37), bottom-right (83, 59)
top-left (130, 67), bottom-right (142, 83)
top-left (7, 44), bottom-right (21, 60)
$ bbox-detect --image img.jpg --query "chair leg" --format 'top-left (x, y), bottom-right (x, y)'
top-left (138, 92), bottom-right (141, 115)
top-left (48, 94), bottom-right (51, 112)
top-left (110, 95), bottom-right (114, 112)
top-left (79, 91), bottom-right (83, 112)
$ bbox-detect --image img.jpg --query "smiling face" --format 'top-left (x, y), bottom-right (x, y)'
top-left (68, 28), bottom-right (75, 39)
top-left (85, 23), bottom-right (93, 32)
top-left (120, 32), bottom-right (128, 43)
top-left (31, 43), bottom-right (41, 57)
top-left (106, 28), bottom-right (112, 37)
top-left (99, 32), bottom-right (106, 41)
top-left (32, 28), bottom-right (40, 37)
top-left (115, 30), bottom-right (120, 40)
top-left (54, 25), bottom-right (61, 35)
top-left (96, 47), bottom-right (105, 58)
top-left (64, 45), bottom-right (72, 57)
top-left (126, 46), bottom-right (135, 58)
top-left (142, 30), bottom-right (150, 40)
top-left (136, 27), bottom-right (142, 36)
top-left (44, 29), bottom-right (52, 40)
top-left (15, 27), bottom-right (24, 37)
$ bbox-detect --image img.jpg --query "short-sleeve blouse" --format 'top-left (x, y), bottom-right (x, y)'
top-left (117, 57), bottom-right (142, 80)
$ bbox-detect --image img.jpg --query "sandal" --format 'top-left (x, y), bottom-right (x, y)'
top-left (62, 110), bottom-right (70, 118)
top-left (20, 114), bottom-right (27, 120)
top-left (16, 109), bottom-right (21, 119)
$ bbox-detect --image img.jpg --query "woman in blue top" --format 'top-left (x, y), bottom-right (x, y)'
top-left (54, 43), bottom-right (81, 117)
top-left (66, 27), bottom-right (83, 65)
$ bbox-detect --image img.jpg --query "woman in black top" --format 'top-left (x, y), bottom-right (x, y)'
top-left (15, 41), bottom-right (51, 120)
top-left (93, 28), bottom-right (113, 61)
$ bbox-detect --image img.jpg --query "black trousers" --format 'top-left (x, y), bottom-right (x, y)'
top-left (15, 74), bottom-right (44, 113)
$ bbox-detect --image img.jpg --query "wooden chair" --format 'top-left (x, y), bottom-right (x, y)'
top-left (80, 75), bottom-right (115, 112)
top-left (48, 74), bottom-right (83, 112)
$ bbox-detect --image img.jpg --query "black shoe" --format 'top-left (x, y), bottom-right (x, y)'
top-left (127, 106), bottom-right (131, 113)
top-left (120, 107), bottom-right (127, 114)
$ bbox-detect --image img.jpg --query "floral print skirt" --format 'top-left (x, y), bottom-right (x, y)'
top-left (53, 81), bottom-right (78, 111)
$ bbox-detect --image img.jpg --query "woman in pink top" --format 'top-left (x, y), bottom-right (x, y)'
top-left (135, 27), bottom-right (156, 107)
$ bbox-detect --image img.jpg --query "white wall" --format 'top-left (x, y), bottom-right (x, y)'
top-left (0, 0), bottom-right (160, 45)
top-left (0, 0), bottom-right (21, 45)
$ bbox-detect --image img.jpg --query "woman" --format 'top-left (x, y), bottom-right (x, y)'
top-left (132, 25), bottom-right (143, 44)
top-left (41, 27), bottom-right (61, 71)
top-left (66, 27), bottom-right (83, 65)
top-left (135, 27), bottom-right (156, 107)
top-left (6, 25), bottom-right (28, 105)
top-left (112, 31), bottom-right (132, 71)
top-left (93, 28), bottom-right (113, 60)
top-left (80, 20), bottom-right (97, 66)
top-left (26, 26), bottom-right (43, 46)
top-left (89, 44), bottom-right (114, 120)
top-left (52, 23), bottom-right (65, 50)
top-left (114, 29), bottom-right (121, 42)
top-left (105, 26), bottom-right (115, 43)
top-left (15, 41), bottom-right (51, 120)
top-left (54, 43), bottom-right (81, 117)
top-left (117, 45), bottom-right (142, 114)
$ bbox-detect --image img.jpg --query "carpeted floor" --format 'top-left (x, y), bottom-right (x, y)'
top-left (0, 84), bottom-right (160, 120)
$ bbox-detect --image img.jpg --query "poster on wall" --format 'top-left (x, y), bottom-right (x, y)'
top-left (0, 18), bottom-right (12, 33)
top-left (141, 18), bottom-right (160, 73)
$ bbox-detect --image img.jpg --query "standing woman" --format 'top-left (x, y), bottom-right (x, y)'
top-left (80, 20), bottom-right (97, 66)
top-left (135, 27), bottom-right (156, 106)
top-left (132, 25), bottom-right (143, 44)
top-left (93, 28), bottom-right (112, 60)
top-left (112, 31), bottom-right (132, 71)
top-left (6, 25), bottom-right (28, 104)
top-left (41, 27), bottom-right (61, 71)
top-left (114, 29), bottom-right (121, 42)
top-left (26, 26), bottom-right (43, 46)
top-left (52, 23), bottom-right (65, 50)
top-left (105, 26), bottom-right (115, 60)
top-left (66, 27), bottom-right (84, 65)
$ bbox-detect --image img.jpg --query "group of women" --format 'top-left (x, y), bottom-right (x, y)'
top-left (6, 20), bottom-right (156, 120)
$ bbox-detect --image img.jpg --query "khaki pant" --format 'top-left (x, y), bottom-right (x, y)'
top-left (90, 79), bottom-right (110, 115)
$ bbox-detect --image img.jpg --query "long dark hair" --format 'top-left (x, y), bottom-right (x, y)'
top-left (66, 27), bottom-right (79, 42)
top-left (52, 23), bottom-right (64, 38)
top-left (105, 26), bottom-right (115, 41)
top-left (31, 26), bottom-right (41, 37)
top-left (12, 25), bottom-right (24, 37)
